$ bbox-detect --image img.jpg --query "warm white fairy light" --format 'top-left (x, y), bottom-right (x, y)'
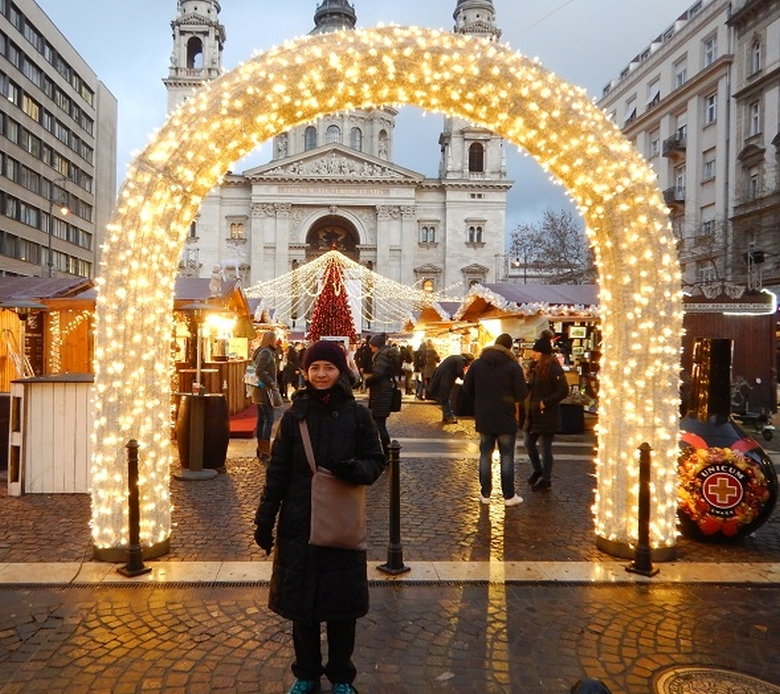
top-left (245, 250), bottom-right (447, 331)
top-left (92, 25), bottom-right (682, 555)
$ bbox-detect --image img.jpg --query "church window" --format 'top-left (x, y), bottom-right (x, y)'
top-left (419, 225), bottom-right (437, 243)
top-left (467, 225), bottom-right (484, 244)
top-left (304, 126), bottom-right (317, 151)
top-left (326, 125), bottom-right (341, 144)
top-left (350, 127), bottom-right (363, 151)
top-left (422, 279), bottom-right (435, 292)
top-left (468, 142), bottom-right (484, 173)
top-left (186, 37), bottom-right (204, 70)
top-left (229, 222), bottom-right (244, 239)
top-left (189, 221), bottom-right (198, 239)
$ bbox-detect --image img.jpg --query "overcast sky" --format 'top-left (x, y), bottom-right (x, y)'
top-left (34, 0), bottom-right (690, 232)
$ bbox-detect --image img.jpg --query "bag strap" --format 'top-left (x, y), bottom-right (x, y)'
top-left (298, 419), bottom-right (317, 475)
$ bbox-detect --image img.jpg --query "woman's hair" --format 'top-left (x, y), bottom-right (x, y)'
top-left (259, 330), bottom-right (277, 348)
top-left (534, 352), bottom-right (556, 379)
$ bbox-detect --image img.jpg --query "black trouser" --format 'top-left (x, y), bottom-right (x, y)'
top-left (292, 619), bottom-right (357, 684)
top-left (373, 416), bottom-right (390, 458)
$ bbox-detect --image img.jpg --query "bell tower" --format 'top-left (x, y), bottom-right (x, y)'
top-left (163, 0), bottom-right (226, 113)
top-left (439, 0), bottom-right (506, 181)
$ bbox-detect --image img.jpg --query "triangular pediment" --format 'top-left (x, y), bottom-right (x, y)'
top-left (243, 145), bottom-right (424, 183)
top-left (462, 263), bottom-right (490, 274)
top-left (414, 264), bottom-right (442, 275)
top-left (177, 13), bottom-right (217, 26)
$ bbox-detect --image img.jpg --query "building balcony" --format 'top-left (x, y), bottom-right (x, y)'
top-left (662, 134), bottom-right (687, 157)
top-left (663, 187), bottom-right (686, 208)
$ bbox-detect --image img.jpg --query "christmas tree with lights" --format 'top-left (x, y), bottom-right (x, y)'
top-left (307, 251), bottom-right (358, 342)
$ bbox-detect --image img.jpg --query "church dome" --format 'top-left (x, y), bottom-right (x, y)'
top-left (311, 0), bottom-right (357, 35)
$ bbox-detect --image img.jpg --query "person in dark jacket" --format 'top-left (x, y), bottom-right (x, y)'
top-left (427, 353), bottom-right (474, 423)
top-left (254, 340), bottom-right (386, 694)
top-left (282, 342), bottom-right (301, 399)
top-left (364, 332), bottom-right (398, 458)
top-left (461, 334), bottom-right (528, 507)
top-left (251, 330), bottom-right (278, 462)
top-left (524, 336), bottom-right (569, 491)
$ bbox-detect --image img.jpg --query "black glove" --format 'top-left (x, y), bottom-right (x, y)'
top-left (254, 525), bottom-right (274, 555)
top-left (328, 458), bottom-right (357, 479)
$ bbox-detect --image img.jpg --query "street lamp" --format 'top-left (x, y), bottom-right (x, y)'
top-left (46, 175), bottom-right (70, 278)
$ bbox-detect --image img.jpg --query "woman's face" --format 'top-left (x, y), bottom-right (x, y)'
top-left (307, 360), bottom-right (341, 390)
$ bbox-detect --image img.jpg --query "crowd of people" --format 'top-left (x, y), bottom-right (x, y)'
top-left (249, 328), bottom-right (572, 693)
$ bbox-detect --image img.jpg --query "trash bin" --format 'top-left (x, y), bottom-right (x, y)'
top-left (559, 403), bottom-right (585, 434)
top-left (175, 393), bottom-right (230, 469)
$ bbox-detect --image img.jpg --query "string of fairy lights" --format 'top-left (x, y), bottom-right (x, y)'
top-left (245, 250), bottom-right (449, 332)
top-left (91, 25), bottom-right (682, 558)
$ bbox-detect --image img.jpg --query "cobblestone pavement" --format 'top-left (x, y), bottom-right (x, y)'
top-left (1, 397), bottom-right (780, 692)
top-left (1, 399), bottom-right (779, 565)
top-left (1, 582), bottom-right (779, 693)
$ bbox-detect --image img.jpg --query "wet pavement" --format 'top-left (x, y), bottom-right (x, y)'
top-left (1, 397), bottom-right (780, 692)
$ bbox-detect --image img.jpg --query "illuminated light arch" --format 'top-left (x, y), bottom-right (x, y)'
top-left (92, 25), bottom-right (682, 559)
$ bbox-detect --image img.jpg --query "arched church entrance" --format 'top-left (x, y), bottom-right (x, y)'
top-left (91, 25), bottom-right (682, 562)
top-left (305, 215), bottom-right (360, 261)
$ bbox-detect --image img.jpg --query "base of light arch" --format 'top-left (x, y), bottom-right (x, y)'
top-left (93, 538), bottom-right (171, 563)
top-left (596, 536), bottom-right (677, 563)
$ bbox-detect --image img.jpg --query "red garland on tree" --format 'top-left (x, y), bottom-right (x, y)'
top-left (307, 253), bottom-right (358, 343)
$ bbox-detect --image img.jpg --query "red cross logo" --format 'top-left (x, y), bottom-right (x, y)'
top-left (702, 473), bottom-right (743, 509)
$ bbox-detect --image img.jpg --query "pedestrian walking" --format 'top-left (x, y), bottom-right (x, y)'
top-left (421, 339), bottom-right (440, 399)
top-left (364, 332), bottom-right (399, 458)
top-left (251, 330), bottom-right (278, 462)
top-left (427, 353), bottom-right (474, 423)
top-left (253, 340), bottom-right (386, 694)
top-left (523, 335), bottom-right (569, 491)
top-left (461, 333), bottom-right (528, 507)
top-left (282, 341), bottom-right (301, 399)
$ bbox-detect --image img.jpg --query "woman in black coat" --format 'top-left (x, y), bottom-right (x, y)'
top-left (524, 337), bottom-right (569, 491)
top-left (254, 341), bottom-right (386, 694)
top-left (364, 333), bottom-right (398, 457)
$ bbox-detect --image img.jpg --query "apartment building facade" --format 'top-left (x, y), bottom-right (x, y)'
top-left (599, 0), bottom-right (780, 298)
top-left (0, 0), bottom-right (117, 278)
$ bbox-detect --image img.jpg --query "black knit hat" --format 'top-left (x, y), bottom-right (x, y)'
top-left (369, 332), bottom-right (387, 348)
top-left (495, 333), bottom-right (513, 350)
top-left (303, 340), bottom-right (348, 374)
top-left (532, 338), bottom-right (553, 355)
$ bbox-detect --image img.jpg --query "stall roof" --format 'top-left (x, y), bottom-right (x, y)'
top-left (455, 283), bottom-right (599, 321)
top-left (0, 277), bottom-right (92, 302)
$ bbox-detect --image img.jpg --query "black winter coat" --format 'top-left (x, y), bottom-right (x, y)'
top-left (365, 345), bottom-right (398, 418)
top-left (251, 346), bottom-right (277, 406)
top-left (427, 354), bottom-right (468, 403)
top-left (254, 380), bottom-right (386, 622)
top-left (524, 358), bottom-right (569, 435)
top-left (461, 345), bottom-right (527, 435)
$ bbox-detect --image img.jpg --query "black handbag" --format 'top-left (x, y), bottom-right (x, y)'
top-left (390, 383), bottom-right (402, 412)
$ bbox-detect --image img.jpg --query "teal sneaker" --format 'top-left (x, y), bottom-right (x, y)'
top-left (287, 680), bottom-right (319, 694)
top-left (332, 684), bottom-right (358, 694)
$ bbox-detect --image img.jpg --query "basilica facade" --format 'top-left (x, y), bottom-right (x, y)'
top-left (165, 0), bottom-right (512, 294)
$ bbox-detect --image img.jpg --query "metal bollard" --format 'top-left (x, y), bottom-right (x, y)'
top-left (626, 442), bottom-right (659, 577)
top-left (118, 439), bottom-right (152, 578)
top-left (377, 440), bottom-right (410, 575)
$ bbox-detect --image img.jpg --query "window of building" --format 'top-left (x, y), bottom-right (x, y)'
top-left (748, 101), bottom-right (761, 137)
top-left (189, 221), bottom-right (198, 239)
top-left (422, 279), bottom-right (435, 292)
top-left (702, 149), bottom-right (716, 181)
top-left (22, 94), bottom-right (40, 122)
top-left (419, 225), bottom-right (437, 243)
top-left (674, 165), bottom-right (686, 199)
top-left (623, 97), bottom-right (637, 125)
top-left (325, 124), bottom-right (341, 144)
top-left (349, 127), bottom-right (362, 151)
top-left (649, 130), bottom-right (660, 158)
top-left (747, 166), bottom-right (760, 200)
top-left (704, 93), bottom-right (717, 125)
top-left (229, 222), bottom-right (245, 239)
top-left (468, 142), bottom-right (485, 173)
top-left (696, 263), bottom-right (717, 285)
top-left (674, 59), bottom-right (688, 89)
top-left (647, 79), bottom-right (660, 108)
top-left (304, 126), bottom-right (317, 151)
top-left (467, 224), bottom-right (484, 244)
top-left (703, 35), bottom-right (718, 67)
top-left (750, 39), bottom-right (762, 75)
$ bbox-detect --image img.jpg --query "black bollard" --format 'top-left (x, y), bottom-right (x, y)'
top-left (118, 439), bottom-right (152, 578)
top-left (377, 439), bottom-right (410, 575)
top-left (626, 442), bottom-right (659, 577)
